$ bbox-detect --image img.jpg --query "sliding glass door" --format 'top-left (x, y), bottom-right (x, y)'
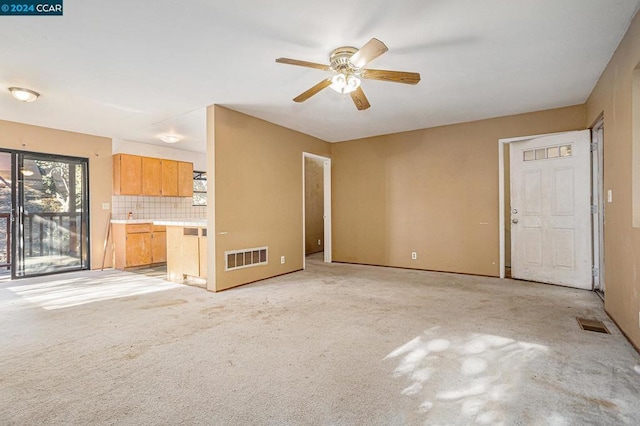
top-left (0, 152), bottom-right (13, 275)
top-left (15, 152), bottom-right (89, 277)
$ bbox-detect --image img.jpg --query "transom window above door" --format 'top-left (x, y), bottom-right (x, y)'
top-left (523, 144), bottom-right (572, 161)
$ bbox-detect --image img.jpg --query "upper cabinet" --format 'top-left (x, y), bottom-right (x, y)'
top-left (142, 157), bottom-right (162, 196)
top-left (113, 154), bottom-right (194, 197)
top-left (113, 154), bottom-right (142, 195)
top-left (178, 161), bottom-right (194, 196)
top-left (161, 160), bottom-right (179, 196)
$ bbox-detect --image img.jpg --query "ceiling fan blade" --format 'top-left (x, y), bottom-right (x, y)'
top-left (276, 58), bottom-right (332, 71)
top-left (350, 86), bottom-right (371, 110)
top-left (293, 78), bottom-right (332, 102)
top-left (361, 69), bottom-right (421, 85)
top-left (349, 38), bottom-right (388, 68)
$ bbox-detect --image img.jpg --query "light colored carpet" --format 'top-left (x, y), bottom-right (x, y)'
top-left (1, 253), bottom-right (639, 425)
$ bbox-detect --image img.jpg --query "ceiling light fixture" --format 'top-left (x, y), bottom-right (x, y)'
top-left (329, 73), bottom-right (361, 94)
top-left (159, 134), bottom-right (183, 144)
top-left (9, 87), bottom-right (40, 103)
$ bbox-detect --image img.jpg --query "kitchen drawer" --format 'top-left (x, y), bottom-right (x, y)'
top-left (126, 223), bottom-right (152, 234)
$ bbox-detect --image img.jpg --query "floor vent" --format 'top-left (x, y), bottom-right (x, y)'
top-left (576, 318), bottom-right (610, 334)
top-left (225, 247), bottom-right (268, 271)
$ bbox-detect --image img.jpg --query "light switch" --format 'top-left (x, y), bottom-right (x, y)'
top-left (102, 203), bottom-right (110, 210)
top-left (607, 190), bottom-right (613, 203)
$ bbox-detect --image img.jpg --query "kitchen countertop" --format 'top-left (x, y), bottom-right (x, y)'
top-left (111, 218), bottom-right (207, 227)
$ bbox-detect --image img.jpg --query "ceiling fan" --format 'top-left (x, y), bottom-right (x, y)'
top-left (276, 38), bottom-right (420, 110)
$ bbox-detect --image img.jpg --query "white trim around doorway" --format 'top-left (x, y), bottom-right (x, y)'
top-left (302, 153), bottom-right (332, 270)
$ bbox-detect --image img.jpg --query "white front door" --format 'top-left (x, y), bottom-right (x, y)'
top-left (509, 130), bottom-right (592, 289)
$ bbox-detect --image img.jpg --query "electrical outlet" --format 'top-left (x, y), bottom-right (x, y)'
top-left (411, 252), bottom-right (417, 260)
top-left (101, 203), bottom-right (110, 210)
top-left (317, 239), bottom-right (321, 246)
top-left (281, 256), bottom-right (285, 264)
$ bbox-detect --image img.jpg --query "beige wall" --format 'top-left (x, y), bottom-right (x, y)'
top-left (0, 119), bottom-right (113, 269)
top-left (211, 106), bottom-right (330, 291)
top-left (305, 156), bottom-right (324, 255)
top-left (586, 11), bottom-right (640, 348)
top-left (331, 105), bottom-right (585, 276)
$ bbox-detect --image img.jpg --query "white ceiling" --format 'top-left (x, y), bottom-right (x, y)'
top-left (0, 0), bottom-right (638, 152)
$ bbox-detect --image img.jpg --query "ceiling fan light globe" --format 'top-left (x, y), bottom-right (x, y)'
top-left (330, 74), bottom-right (347, 93)
top-left (346, 75), bottom-right (361, 92)
top-left (330, 73), bottom-right (361, 94)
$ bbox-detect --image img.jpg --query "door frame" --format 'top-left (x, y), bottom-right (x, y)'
top-left (5, 149), bottom-right (91, 279)
top-left (591, 117), bottom-right (605, 292)
top-left (497, 131), bottom-right (579, 279)
top-left (0, 149), bottom-right (16, 275)
top-left (302, 152), bottom-right (332, 269)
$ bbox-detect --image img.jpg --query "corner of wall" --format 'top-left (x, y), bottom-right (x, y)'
top-left (211, 106), bottom-right (330, 291)
top-left (206, 105), bottom-right (216, 291)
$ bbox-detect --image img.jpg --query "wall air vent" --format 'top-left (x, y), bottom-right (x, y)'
top-left (225, 247), bottom-right (268, 271)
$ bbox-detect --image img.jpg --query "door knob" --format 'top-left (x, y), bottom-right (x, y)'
top-left (512, 218), bottom-right (519, 224)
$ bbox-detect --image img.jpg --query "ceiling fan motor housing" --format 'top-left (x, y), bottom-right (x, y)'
top-left (330, 46), bottom-right (359, 73)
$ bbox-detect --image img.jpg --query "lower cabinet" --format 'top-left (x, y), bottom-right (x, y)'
top-left (151, 228), bottom-right (167, 263)
top-left (113, 223), bottom-right (167, 269)
top-left (125, 232), bottom-right (152, 267)
top-left (166, 226), bottom-right (207, 281)
top-left (181, 235), bottom-right (200, 277)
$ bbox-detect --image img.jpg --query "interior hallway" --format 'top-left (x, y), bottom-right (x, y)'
top-left (1, 253), bottom-right (639, 425)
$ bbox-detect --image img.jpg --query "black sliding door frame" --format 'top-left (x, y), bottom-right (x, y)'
top-left (0, 148), bottom-right (91, 279)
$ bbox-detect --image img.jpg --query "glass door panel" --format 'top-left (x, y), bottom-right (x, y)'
top-left (15, 153), bottom-right (89, 277)
top-left (0, 152), bottom-right (13, 274)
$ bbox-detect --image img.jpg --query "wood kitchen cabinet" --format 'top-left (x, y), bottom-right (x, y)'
top-left (113, 154), bottom-right (194, 198)
top-left (178, 161), bottom-right (194, 196)
top-left (142, 157), bottom-right (162, 196)
top-left (151, 225), bottom-right (167, 263)
top-left (181, 233), bottom-right (200, 277)
top-left (113, 154), bottom-right (142, 195)
top-left (166, 226), bottom-right (207, 281)
top-left (161, 160), bottom-right (179, 196)
top-left (125, 232), bottom-right (152, 267)
top-left (113, 223), bottom-right (167, 269)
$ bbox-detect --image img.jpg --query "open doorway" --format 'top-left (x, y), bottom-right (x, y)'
top-left (305, 156), bottom-right (324, 256)
top-left (303, 153), bottom-right (331, 268)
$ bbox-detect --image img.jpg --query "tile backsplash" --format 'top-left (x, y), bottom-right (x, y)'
top-left (112, 195), bottom-right (206, 220)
